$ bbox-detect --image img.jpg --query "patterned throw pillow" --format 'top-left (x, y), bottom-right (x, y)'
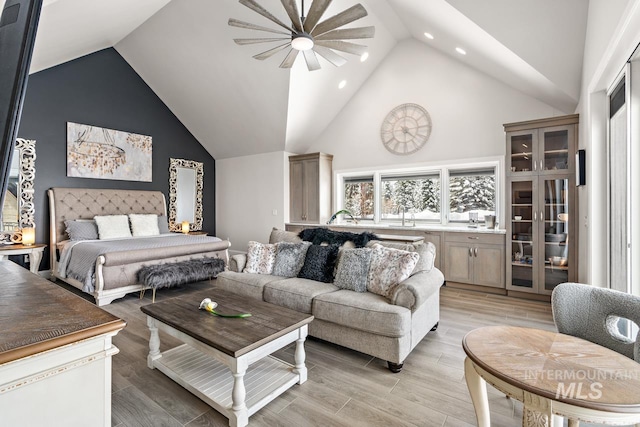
top-left (367, 244), bottom-right (419, 298)
top-left (64, 219), bottom-right (98, 241)
top-left (333, 248), bottom-right (372, 292)
top-left (367, 241), bottom-right (436, 275)
top-left (298, 244), bottom-right (340, 283)
top-left (243, 241), bottom-right (278, 274)
top-left (272, 242), bottom-right (311, 277)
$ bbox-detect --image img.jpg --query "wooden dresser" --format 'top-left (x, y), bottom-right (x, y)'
top-left (0, 261), bottom-right (126, 426)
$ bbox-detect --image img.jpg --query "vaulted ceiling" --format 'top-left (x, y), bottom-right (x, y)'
top-left (8, 0), bottom-right (589, 159)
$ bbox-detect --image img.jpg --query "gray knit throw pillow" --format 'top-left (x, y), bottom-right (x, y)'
top-left (272, 242), bottom-right (311, 277)
top-left (64, 219), bottom-right (98, 241)
top-left (334, 248), bottom-right (372, 292)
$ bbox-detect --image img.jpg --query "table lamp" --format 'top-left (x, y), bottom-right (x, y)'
top-left (181, 221), bottom-right (190, 234)
top-left (22, 227), bottom-right (35, 245)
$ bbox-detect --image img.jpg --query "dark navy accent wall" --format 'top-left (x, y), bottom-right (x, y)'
top-left (17, 48), bottom-right (215, 270)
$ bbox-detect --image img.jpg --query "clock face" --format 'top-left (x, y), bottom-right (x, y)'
top-left (380, 103), bottom-right (432, 155)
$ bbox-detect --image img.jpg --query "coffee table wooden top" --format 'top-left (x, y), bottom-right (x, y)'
top-left (141, 288), bottom-right (313, 358)
top-left (462, 326), bottom-right (640, 413)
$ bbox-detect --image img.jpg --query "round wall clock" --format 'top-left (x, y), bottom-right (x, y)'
top-left (380, 103), bottom-right (432, 155)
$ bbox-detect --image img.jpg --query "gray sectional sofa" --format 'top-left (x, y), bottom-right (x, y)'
top-left (215, 229), bottom-right (445, 372)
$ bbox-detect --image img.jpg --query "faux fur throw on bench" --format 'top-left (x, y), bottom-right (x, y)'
top-left (298, 228), bottom-right (379, 248)
top-left (137, 257), bottom-right (226, 289)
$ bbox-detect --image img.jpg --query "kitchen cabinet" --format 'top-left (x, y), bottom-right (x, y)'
top-left (289, 153), bottom-right (333, 224)
top-left (444, 232), bottom-right (505, 288)
top-left (505, 115), bottom-right (578, 295)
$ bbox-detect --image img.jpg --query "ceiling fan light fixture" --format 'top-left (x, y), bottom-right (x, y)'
top-left (291, 33), bottom-right (314, 51)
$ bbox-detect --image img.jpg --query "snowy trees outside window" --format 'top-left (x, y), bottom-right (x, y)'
top-left (448, 169), bottom-right (496, 222)
top-left (344, 178), bottom-right (374, 219)
top-left (381, 175), bottom-right (440, 221)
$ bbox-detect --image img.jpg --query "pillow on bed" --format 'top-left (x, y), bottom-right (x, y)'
top-left (157, 215), bottom-right (170, 234)
top-left (129, 214), bottom-right (160, 237)
top-left (64, 219), bottom-right (98, 241)
top-left (94, 215), bottom-right (132, 239)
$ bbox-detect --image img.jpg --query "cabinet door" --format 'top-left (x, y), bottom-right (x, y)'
top-left (444, 242), bottom-right (473, 284)
top-left (303, 159), bottom-right (320, 223)
top-left (508, 178), bottom-right (538, 292)
top-left (508, 130), bottom-right (537, 174)
top-left (539, 125), bottom-right (574, 175)
top-left (422, 232), bottom-right (442, 271)
top-left (473, 244), bottom-right (504, 288)
top-left (289, 161), bottom-right (305, 222)
top-left (539, 177), bottom-right (572, 294)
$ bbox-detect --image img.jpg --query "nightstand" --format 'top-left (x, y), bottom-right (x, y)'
top-left (173, 231), bottom-right (208, 236)
top-left (0, 243), bottom-right (46, 274)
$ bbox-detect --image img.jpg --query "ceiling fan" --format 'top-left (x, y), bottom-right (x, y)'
top-left (229, 0), bottom-right (375, 71)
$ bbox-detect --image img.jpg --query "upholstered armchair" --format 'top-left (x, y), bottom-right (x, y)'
top-left (552, 282), bottom-right (640, 362)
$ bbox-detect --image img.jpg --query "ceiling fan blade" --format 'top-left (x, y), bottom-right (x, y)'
top-left (228, 18), bottom-right (290, 36)
top-left (303, 49), bottom-right (322, 71)
top-left (234, 38), bottom-right (290, 45)
top-left (313, 46), bottom-right (347, 67)
top-left (302, 0), bottom-right (332, 33)
top-left (280, 0), bottom-right (302, 32)
top-left (315, 40), bottom-right (367, 56)
top-left (280, 49), bottom-right (300, 68)
top-left (253, 42), bottom-right (291, 60)
top-left (311, 4), bottom-right (368, 37)
top-left (239, 0), bottom-right (296, 33)
top-left (315, 26), bottom-right (375, 41)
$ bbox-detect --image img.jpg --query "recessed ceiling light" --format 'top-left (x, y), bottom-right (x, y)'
top-left (423, 32), bottom-right (434, 40)
top-left (456, 47), bottom-right (467, 55)
top-left (338, 80), bottom-right (347, 89)
top-left (360, 52), bottom-right (369, 62)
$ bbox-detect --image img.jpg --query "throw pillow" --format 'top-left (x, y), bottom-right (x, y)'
top-left (243, 241), bottom-right (278, 274)
top-left (298, 244), bottom-right (340, 283)
top-left (367, 241), bottom-right (436, 275)
top-left (272, 242), bottom-right (311, 277)
top-left (157, 215), bottom-right (170, 234)
top-left (367, 244), bottom-right (419, 298)
top-left (333, 248), bottom-right (372, 292)
top-left (269, 227), bottom-right (302, 244)
top-left (64, 219), bottom-right (98, 241)
top-left (94, 215), bottom-right (132, 239)
top-left (129, 214), bottom-right (160, 237)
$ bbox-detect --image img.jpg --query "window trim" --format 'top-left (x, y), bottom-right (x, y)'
top-left (335, 157), bottom-right (503, 227)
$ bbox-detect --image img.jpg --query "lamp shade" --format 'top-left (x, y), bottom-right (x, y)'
top-left (181, 221), bottom-right (190, 234)
top-left (22, 227), bottom-right (35, 245)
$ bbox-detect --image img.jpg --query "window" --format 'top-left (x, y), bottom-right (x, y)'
top-left (343, 176), bottom-right (374, 220)
top-left (380, 173), bottom-right (440, 222)
top-left (448, 168), bottom-right (496, 222)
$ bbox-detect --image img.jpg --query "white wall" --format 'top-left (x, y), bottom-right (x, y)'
top-left (577, 0), bottom-right (640, 287)
top-left (306, 39), bottom-right (559, 172)
top-left (216, 151), bottom-right (289, 252)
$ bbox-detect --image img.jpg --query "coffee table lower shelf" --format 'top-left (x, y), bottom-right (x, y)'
top-left (152, 344), bottom-right (299, 419)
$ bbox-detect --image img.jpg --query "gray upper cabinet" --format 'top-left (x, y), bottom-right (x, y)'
top-left (505, 115), bottom-right (578, 296)
top-left (289, 153), bottom-right (333, 224)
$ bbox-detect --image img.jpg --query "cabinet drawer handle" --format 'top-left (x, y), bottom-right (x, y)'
top-left (534, 211), bottom-right (537, 222)
top-left (533, 161), bottom-right (537, 171)
top-left (468, 236), bottom-right (479, 240)
top-left (469, 247), bottom-right (473, 257)
top-left (540, 160), bottom-right (544, 171)
top-left (474, 247), bottom-right (478, 257)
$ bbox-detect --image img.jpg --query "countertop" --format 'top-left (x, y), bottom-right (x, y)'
top-left (0, 261), bottom-right (126, 365)
top-left (286, 222), bottom-right (507, 235)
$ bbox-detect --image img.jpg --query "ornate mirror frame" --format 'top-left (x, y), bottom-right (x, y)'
top-left (168, 158), bottom-right (203, 231)
top-left (0, 138), bottom-right (36, 243)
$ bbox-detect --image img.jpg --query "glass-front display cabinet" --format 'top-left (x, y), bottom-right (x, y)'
top-left (505, 115), bottom-right (578, 296)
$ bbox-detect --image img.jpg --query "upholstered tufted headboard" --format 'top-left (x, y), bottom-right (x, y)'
top-left (48, 188), bottom-right (167, 245)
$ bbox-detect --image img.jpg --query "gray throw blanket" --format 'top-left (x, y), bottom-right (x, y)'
top-left (58, 234), bottom-right (221, 292)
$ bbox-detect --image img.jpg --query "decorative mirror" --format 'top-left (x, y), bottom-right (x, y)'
top-left (168, 158), bottom-right (203, 231)
top-left (0, 139), bottom-right (36, 242)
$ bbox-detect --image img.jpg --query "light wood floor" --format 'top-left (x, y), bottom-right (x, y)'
top-left (90, 281), bottom-right (614, 427)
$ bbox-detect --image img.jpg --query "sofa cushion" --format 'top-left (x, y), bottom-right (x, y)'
top-left (263, 278), bottom-right (338, 314)
top-left (367, 241), bottom-right (436, 275)
top-left (215, 271), bottom-right (282, 300)
top-left (243, 241), bottom-right (277, 274)
top-left (367, 244), bottom-right (419, 298)
top-left (272, 242), bottom-right (311, 277)
top-left (269, 227), bottom-right (302, 244)
top-left (334, 248), bottom-right (372, 292)
top-left (313, 290), bottom-right (411, 338)
top-left (298, 244), bottom-right (339, 283)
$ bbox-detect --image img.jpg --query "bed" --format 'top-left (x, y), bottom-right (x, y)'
top-left (48, 187), bottom-right (230, 306)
